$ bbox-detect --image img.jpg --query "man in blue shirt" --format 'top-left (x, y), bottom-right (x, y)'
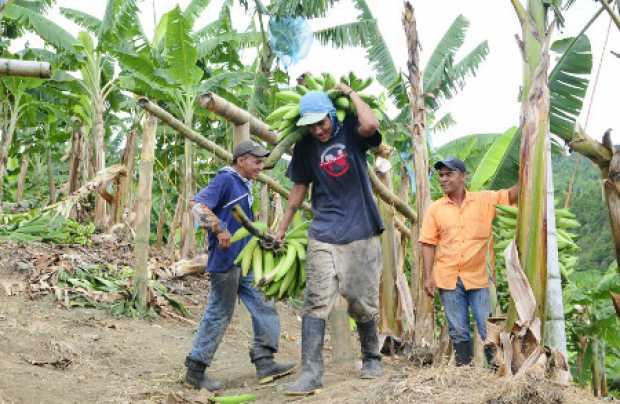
top-left (184, 140), bottom-right (294, 392)
top-left (275, 86), bottom-right (384, 396)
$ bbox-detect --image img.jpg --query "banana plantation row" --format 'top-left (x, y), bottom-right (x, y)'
top-left (1, 0), bottom-right (619, 399)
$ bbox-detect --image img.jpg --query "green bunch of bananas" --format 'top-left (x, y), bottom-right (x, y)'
top-left (493, 204), bottom-right (580, 279)
top-left (231, 220), bottom-right (309, 300)
top-left (263, 71), bottom-right (385, 169)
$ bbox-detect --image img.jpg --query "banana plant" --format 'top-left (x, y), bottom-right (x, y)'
top-left (0, 73), bottom-right (43, 207)
top-left (565, 263), bottom-right (620, 396)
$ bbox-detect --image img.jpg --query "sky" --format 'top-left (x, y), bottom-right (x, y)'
top-left (10, 0), bottom-right (620, 147)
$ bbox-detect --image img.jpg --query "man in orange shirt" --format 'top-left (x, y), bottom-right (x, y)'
top-left (419, 157), bottom-right (518, 366)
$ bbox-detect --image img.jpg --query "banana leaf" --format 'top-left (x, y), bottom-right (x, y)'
top-left (469, 127), bottom-right (518, 191)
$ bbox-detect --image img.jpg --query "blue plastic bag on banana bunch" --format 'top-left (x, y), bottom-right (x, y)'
top-left (268, 17), bottom-right (313, 69)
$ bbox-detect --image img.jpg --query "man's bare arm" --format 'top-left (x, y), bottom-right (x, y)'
top-left (275, 183), bottom-right (309, 240)
top-left (508, 182), bottom-right (519, 205)
top-left (421, 243), bottom-right (437, 297)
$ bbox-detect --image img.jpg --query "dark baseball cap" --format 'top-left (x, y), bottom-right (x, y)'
top-left (434, 157), bottom-right (466, 173)
top-left (233, 140), bottom-right (269, 159)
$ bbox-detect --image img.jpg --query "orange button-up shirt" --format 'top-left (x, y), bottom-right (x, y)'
top-left (418, 190), bottom-right (510, 290)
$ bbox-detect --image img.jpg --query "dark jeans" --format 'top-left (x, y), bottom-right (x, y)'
top-left (439, 278), bottom-right (490, 344)
top-left (188, 266), bottom-right (280, 365)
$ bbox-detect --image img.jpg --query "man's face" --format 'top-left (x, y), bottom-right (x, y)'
top-left (308, 116), bottom-right (332, 143)
top-left (437, 167), bottom-right (465, 195)
top-left (237, 154), bottom-right (264, 180)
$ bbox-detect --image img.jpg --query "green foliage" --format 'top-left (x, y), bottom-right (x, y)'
top-left (423, 15), bottom-right (489, 111)
top-left (549, 35), bottom-right (592, 139)
top-left (553, 154), bottom-right (614, 270)
top-left (564, 263), bottom-right (620, 391)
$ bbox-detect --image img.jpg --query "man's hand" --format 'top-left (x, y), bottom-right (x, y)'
top-left (273, 230), bottom-right (285, 249)
top-left (217, 230), bottom-right (231, 250)
top-left (424, 277), bottom-right (436, 298)
top-left (335, 82), bottom-right (354, 96)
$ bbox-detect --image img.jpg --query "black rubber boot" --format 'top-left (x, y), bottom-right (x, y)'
top-left (184, 356), bottom-right (223, 392)
top-left (357, 319), bottom-right (383, 379)
top-left (453, 341), bottom-right (473, 367)
top-left (484, 344), bottom-right (498, 371)
top-left (253, 356), bottom-right (296, 384)
top-left (285, 316), bottom-right (325, 396)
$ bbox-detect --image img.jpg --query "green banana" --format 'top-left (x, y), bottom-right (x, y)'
top-left (275, 90), bottom-right (301, 103)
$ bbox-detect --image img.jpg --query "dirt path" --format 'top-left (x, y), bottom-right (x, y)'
top-left (0, 261), bottom-right (402, 404)
top-left (0, 241), bottom-right (602, 404)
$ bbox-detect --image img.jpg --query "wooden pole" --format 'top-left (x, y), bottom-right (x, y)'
top-left (199, 92), bottom-right (277, 144)
top-left (133, 113), bottom-right (158, 310)
top-left (0, 59), bottom-right (52, 78)
top-left (137, 97), bottom-right (311, 212)
top-left (233, 122), bottom-right (250, 147)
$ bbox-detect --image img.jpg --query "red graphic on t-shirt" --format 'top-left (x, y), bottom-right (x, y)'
top-left (320, 143), bottom-right (350, 177)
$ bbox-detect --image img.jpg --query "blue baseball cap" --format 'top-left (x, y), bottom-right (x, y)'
top-left (434, 157), bottom-right (466, 173)
top-left (297, 91), bottom-right (336, 126)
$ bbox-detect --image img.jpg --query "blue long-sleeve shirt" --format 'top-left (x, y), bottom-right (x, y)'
top-left (193, 167), bottom-right (254, 273)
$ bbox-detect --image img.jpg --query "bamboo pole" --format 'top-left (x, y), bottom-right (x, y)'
top-left (0, 58), bottom-right (51, 78)
top-left (199, 92), bottom-right (277, 144)
top-left (134, 113), bottom-right (158, 309)
top-left (137, 97), bottom-right (310, 212)
top-left (403, 1), bottom-right (434, 348)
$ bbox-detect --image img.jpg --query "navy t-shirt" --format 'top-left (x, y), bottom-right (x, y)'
top-left (287, 116), bottom-right (384, 244)
top-left (193, 168), bottom-right (254, 273)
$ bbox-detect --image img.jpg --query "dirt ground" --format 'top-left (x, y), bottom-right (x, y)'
top-left (0, 241), bottom-right (603, 404)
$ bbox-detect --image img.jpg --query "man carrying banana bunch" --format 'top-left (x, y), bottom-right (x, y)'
top-left (419, 157), bottom-right (518, 367)
top-left (275, 83), bottom-right (385, 396)
top-left (184, 140), bottom-right (294, 392)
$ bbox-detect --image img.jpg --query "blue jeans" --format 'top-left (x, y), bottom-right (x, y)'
top-left (439, 278), bottom-right (490, 344)
top-left (188, 266), bottom-right (280, 366)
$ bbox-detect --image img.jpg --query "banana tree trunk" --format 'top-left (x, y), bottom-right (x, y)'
top-left (591, 337), bottom-right (608, 397)
top-left (0, 93), bottom-right (20, 207)
top-left (46, 146), bottom-right (56, 204)
top-left (93, 98), bottom-right (107, 228)
top-left (512, 0), bottom-right (551, 330)
top-left (168, 196), bottom-right (182, 253)
top-left (113, 128), bottom-right (137, 224)
top-left (133, 113), bottom-right (158, 309)
top-left (68, 127), bottom-right (83, 193)
top-left (602, 133), bottom-right (620, 274)
top-left (403, 1), bottom-right (434, 348)
top-left (563, 156), bottom-right (581, 209)
top-left (15, 153), bottom-right (28, 203)
top-left (376, 161), bottom-right (402, 338)
top-left (544, 144), bottom-right (568, 357)
top-left (180, 139), bottom-right (195, 259)
top-left (156, 187), bottom-right (167, 248)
